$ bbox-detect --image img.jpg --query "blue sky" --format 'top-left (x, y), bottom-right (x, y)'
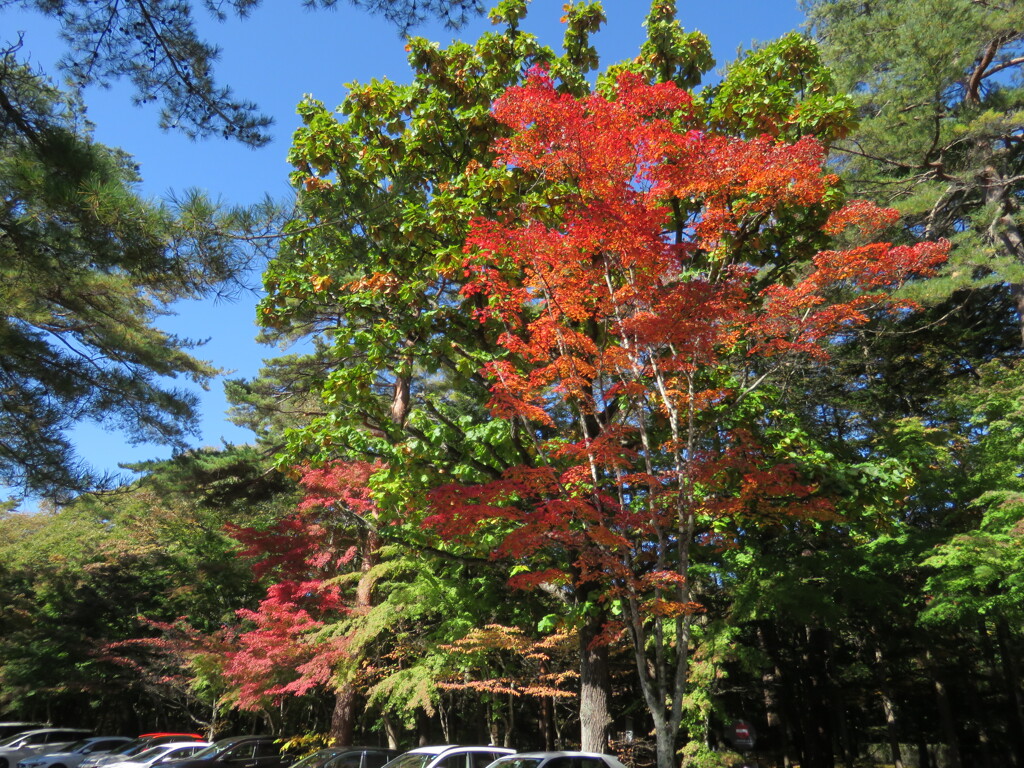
top-left (5, 0), bottom-right (807, 490)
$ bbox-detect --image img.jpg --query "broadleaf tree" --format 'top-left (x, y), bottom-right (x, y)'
top-left (420, 67), bottom-right (948, 768)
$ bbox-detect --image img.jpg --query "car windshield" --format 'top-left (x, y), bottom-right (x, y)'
top-left (122, 745), bottom-right (157, 758)
top-left (61, 741), bottom-right (92, 753)
top-left (188, 741), bottom-right (238, 761)
top-left (291, 751), bottom-right (345, 768)
top-left (131, 747), bottom-right (168, 762)
top-left (0, 734), bottom-right (28, 747)
top-left (383, 754), bottom-right (436, 768)
top-left (105, 742), bottom-right (142, 757)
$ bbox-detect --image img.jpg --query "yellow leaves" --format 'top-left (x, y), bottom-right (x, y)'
top-left (310, 274), bottom-right (333, 293)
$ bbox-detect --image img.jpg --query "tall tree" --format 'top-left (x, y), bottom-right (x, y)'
top-left (422, 67), bottom-right (946, 768)
top-left (259, 0), bottom-right (621, 750)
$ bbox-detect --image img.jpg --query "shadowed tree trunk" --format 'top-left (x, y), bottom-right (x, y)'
top-left (579, 609), bottom-right (613, 752)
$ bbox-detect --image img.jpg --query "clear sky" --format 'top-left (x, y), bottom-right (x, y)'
top-left (4, 0), bottom-right (807, 490)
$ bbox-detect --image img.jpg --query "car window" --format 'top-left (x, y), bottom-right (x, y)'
top-left (431, 756), bottom-right (463, 768)
top-left (225, 744), bottom-right (257, 762)
top-left (135, 747), bottom-right (169, 761)
top-left (363, 753), bottom-right (395, 768)
top-left (326, 755), bottom-right (360, 768)
top-left (88, 741), bottom-right (128, 754)
top-left (471, 754), bottom-right (502, 768)
top-left (252, 743), bottom-right (278, 760)
top-left (383, 754), bottom-right (434, 768)
top-left (190, 743), bottom-right (231, 761)
top-left (542, 759), bottom-right (574, 768)
top-left (291, 752), bottom-right (335, 768)
top-left (108, 742), bottom-right (143, 756)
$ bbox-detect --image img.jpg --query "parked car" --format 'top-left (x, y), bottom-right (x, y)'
top-left (16, 737), bottom-right (132, 768)
top-left (101, 741), bottom-right (212, 768)
top-left (0, 730), bottom-right (93, 768)
top-left (290, 748), bottom-right (399, 768)
top-left (0, 729), bottom-right (47, 744)
top-left (382, 746), bottom-right (515, 768)
top-left (484, 754), bottom-right (626, 768)
top-left (161, 736), bottom-right (291, 768)
top-left (82, 736), bottom-right (206, 768)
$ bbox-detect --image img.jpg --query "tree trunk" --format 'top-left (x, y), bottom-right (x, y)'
top-left (328, 527), bottom-right (380, 745)
top-left (927, 651), bottom-right (962, 768)
top-left (801, 626), bottom-right (835, 768)
top-left (995, 618), bottom-right (1024, 767)
top-left (757, 623), bottom-right (794, 767)
top-left (329, 683), bottom-right (357, 745)
top-left (579, 610), bottom-right (613, 753)
top-left (383, 715), bottom-right (400, 749)
top-left (875, 646), bottom-right (904, 768)
top-left (540, 660), bottom-right (556, 751)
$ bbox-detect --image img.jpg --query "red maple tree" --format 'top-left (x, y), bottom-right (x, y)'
top-left (423, 68), bottom-right (948, 767)
top-left (225, 461), bottom-right (381, 739)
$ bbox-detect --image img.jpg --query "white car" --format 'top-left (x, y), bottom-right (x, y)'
top-left (0, 730), bottom-right (93, 768)
top-left (382, 746), bottom-right (515, 768)
top-left (101, 742), bottom-right (212, 768)
top-left (485, 753), bottom-right (627, 768)
top-left (17, 738), bottom-right (132, 768)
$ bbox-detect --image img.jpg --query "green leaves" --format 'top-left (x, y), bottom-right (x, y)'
top-left (0, 60), bottom-right (257, 498)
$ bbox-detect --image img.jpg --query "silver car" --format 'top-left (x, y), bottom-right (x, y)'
top-left (484, 754), bottom-right (628, 768)
top-left (0, 730), bottom-right (93, 768)
top-left (101, 741), bottom-right (212, 768)
top-left (16, 738), bottom-right (132, 768)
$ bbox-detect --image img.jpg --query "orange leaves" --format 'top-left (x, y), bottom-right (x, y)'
top-left (644, 599), bottom-right (704, 619)
top-left (491, 67), bottom-right (692, 199)
top-left (424, 67), bottom-right (948, 631)
top-left (345, 271), bottom-right (403, 295)
top-left (823, 199), bottom-right (900, 237)
top-left (439, 624), bottom-right (577, 700)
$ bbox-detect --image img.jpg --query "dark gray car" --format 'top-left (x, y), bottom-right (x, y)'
top-left (163, 737), bottom-right (289, 768)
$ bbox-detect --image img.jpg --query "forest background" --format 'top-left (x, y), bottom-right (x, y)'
top-left (1, 2), bottom-right (1022, 768)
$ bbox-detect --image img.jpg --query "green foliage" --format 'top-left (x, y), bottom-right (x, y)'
top-left (0, 54), bottom-right (256, 499)
top-left (0, 447), bottom-right (295, 728)
top-left (805, 0), bottom-right (1024, 297)
top-left (705, 32), bottom-right (854, 144)
top-left (919, 361), bottom-right (1024, 624)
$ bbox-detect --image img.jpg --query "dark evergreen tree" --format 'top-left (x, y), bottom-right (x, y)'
top-left (0, 51), bottom-right (260, 498)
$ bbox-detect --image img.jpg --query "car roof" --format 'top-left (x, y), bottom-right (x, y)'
top-left (406, 748), bottom-right (510, 754)
top-left (500, 755), bottom-right (609, 759)
top-left (154, 742), bottom-right (212, 749)
top-left (16, 729), bottom-right (92, 736)
top-left (491, 754), bottom-right (625, 768)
